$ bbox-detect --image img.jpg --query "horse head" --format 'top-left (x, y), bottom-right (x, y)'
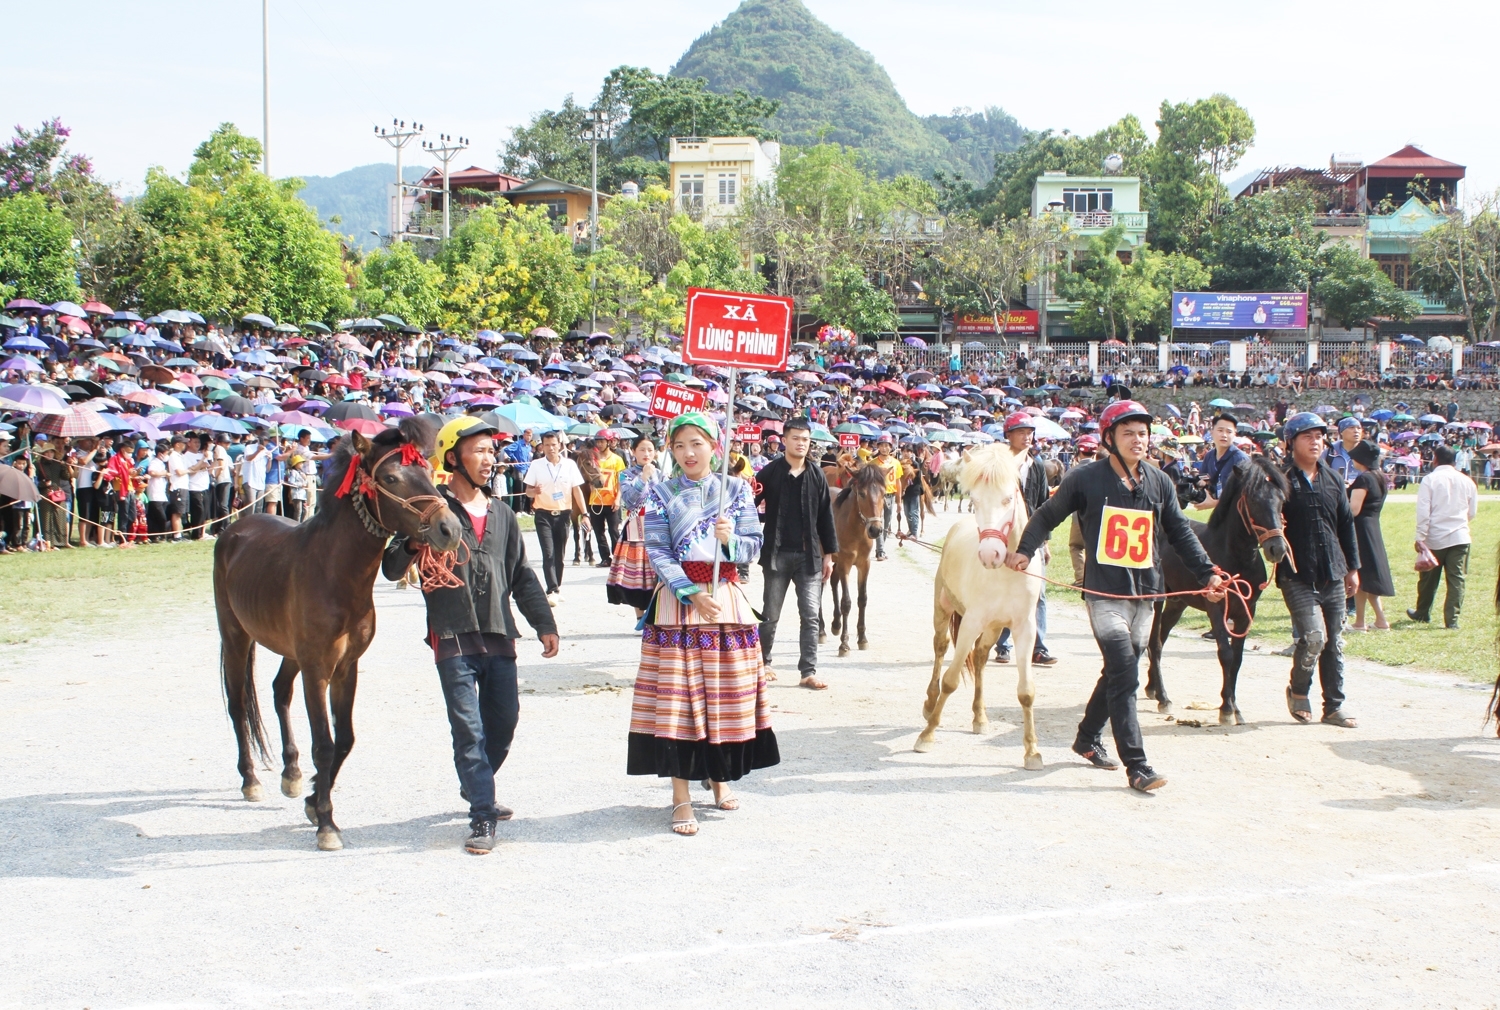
top-left (343, 420), bottom-right (461, 552)
top-left (1217, 456), bottom-right (1291, 568)
top-left (960, 444), bottom-right (1021, 570)
top-left (837, 464), bottom-right (886, 541)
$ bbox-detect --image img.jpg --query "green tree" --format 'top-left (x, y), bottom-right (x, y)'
top-left (434, 203), bottom-right (588, 334)
top-left (1412, 193), bottom-right (1500, 342)
top-left (0, 193), bottom-right (80, 303)
top-left (1149, 94), bottom-right (1256, 252)
top-left (1314, 243), bottom-right (1420, 330)
top-left (1129, 246), bottom-right (1212, 334)
top-left (500, 96), bottom-right (595, 187)
top-left (925, 214), bottom-right (1058, 337)
top-left (1205, 183), bottom-right (1322, 293)
top-left (1056, 225), bottom-right (1129, 339)
top-left (806, 255), bottom-right (896, 335)
top-left (354, 242), bottom-right (444, 327)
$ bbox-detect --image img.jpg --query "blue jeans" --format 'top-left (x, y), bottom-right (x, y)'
top-left (996, 586), bottom-right (1048, 655)
top-left (435, 651), bottom-right (519, 823)
top-left (1079, 597), bottom-right (1154, 772)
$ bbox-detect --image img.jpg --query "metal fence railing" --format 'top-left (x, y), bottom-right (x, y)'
top-left (1245, 342), bottom-right (1307, 372)
top-left (1390, 347), bottom-right (1452, 376)
top-left (1317, 343), bottom-right (1381, 375)
top-left (1022, 343), bottom-right (1089, 378)
top-left (1169, 343), bottom-right (1230, 371)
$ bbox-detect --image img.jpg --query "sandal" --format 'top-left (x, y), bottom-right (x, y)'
top-left (1321, 709), bottom-right (1358, 728)
top-left (670, 801), bottom-right (698, 836)
top-left (714, 788), bottom-right (740, 811)
top-left (1286, 687), bottom-right (1312, 724)
top-left (1347, 623), bottom-right (1367, 632)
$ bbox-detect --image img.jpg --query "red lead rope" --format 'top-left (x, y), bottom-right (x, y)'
top-left (892, 531), bottom-right (1264, 640)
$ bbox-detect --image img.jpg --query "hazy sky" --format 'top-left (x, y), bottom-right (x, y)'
top-left (12, 0), bottom-right (1498, 198)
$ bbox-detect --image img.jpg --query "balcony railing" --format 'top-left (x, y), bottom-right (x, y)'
top-left (1046, 210), bottom-right (1148, 231)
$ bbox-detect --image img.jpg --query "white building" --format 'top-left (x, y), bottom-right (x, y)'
top-left (668, 136), bottom-right (780, 221)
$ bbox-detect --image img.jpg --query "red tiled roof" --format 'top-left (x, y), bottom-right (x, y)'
top-left (1365, 145), bottom-right (1465, 178)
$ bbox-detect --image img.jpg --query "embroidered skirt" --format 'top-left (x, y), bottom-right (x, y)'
top-left (627, 619), bottom-right (780, 781)
top-left (606, 509), bottom-right (656, 608)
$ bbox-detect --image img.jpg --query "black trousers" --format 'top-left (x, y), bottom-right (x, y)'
top-left (147, 501), bottom-right (169, 541)
top-left (187, 490), bottom-right (209, 539)
top-left (588, 505), bottom-right (620, 561)
top-left (533, 509), bottom-right (571, 593)
top-left (1079, 597), bottom-right (1154, 773)
top-left (211, 482), bottom-right (232, 534)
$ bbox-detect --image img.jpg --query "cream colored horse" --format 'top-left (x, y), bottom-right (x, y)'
top-left (915, 444), bottom-right (1044, 768)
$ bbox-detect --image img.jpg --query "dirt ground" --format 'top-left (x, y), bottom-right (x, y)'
top-left (2, 510), bottom-right (1498, 1009)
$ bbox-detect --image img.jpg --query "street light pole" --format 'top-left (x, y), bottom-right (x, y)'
top-left (375, 120), bottom-right (424, 242)
top-left (421, 134), bottom-right (469, 240)
top-left (262, 0), bottom-right (270, 176)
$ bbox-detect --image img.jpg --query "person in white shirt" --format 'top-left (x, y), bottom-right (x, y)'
top-left (1408, 444), bottom-right (1479, 629)
top-left (184, 434), bottom-right (212, 540)
top-left (145, 441), bottom-right (171, 542)
top-left (240, 436), bottom-right (269, 513)
top-left (165, 435), bottom-right (192, 541)
top-left (209, 434), bottom-right (234, 534)
top-left (522, 430), bottom-right (586, 604)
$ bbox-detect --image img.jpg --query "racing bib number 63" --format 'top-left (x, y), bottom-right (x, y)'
top-left (1095, 505), bottom-right (1154, 569)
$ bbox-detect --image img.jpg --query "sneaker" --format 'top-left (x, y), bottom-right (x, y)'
top-left (1072, 739), bottom-right (1119, 770)
top-left (1129, 766), bottom-right (1167, 792)
top-left (1406, 609), bottom-right (1428, 623)
top-left (1031, 649), bottom-right (1058, 667)
top-left (465, 819), bottom-right (498, 854)
top-left (546, 593), bottom-right (558, 608)
top-left (994, 646), bottom-right (1012, 664)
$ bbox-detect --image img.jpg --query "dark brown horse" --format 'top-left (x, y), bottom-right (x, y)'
top-left (213, 419), bottom-right (460, 851)
top-left (820, 463), bottom-right (886, 656)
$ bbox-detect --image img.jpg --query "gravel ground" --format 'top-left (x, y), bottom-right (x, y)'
top-left (2, 511), bottom-right (1498, 1010)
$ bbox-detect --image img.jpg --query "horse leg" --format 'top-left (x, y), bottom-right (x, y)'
top-left (829, 566), bottom-right (843, 638)
top-left (837, 569), bottom-right (853, 657)
top-left (968, 625), bottom-right (1001, 734)
top-left (1211, 603), bottom-right (1248, 726)
top-left (854, 558), bottom-right (870, 651)
top-left (921, 599), bottom-right (955, 726)
top-left (1145, 600), bottom-right (1187, 714)
top-left (327, 662), bottom-right (359, 803)
top-left (219, 622), bottom-right (266, 802)
top-left (300, 670), bottom-right (342, 851)
top-left (272, 658), bottom-right (304, 798)
top-left (916, 615), bottom-right (982, 752)
top-left (1010, 616), bottom-right (1042, 769)
top-left (817, 573), bottom-right (828, 644)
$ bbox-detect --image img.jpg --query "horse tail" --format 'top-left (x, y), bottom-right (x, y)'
top-left (222, 641), bottom-right (272, 765)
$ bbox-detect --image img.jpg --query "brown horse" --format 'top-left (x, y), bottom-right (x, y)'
top-left (820, 463), bottom-right (886, 656)
top-left (213, 420), bottom-right (460, 851)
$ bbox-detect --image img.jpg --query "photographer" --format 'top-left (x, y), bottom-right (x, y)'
top-left (1195, 413), bottom-right (1247, 511)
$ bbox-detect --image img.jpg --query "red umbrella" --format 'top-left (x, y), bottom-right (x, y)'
top-left (332, 417), bottom-right (386, 436)
top-left (82, 300), bottom-right (113, 315)
top-left (322, 374), bottom-right (350, 388)
top-left (33, 405), bottom-right (116, 438)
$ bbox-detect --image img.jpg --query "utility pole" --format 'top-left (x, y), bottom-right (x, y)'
top-left (375, 120), bottom-right (423, 242)
top-left (421, 134), bottom-right (469, 240)
top-left (583, 106), bottom-right (608, 330)
top-left (261, 0), bottom-right (270, 176)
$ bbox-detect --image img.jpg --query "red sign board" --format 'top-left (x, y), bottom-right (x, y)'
top-left (648, 381), bottom-right (707, 419)
top-left (954, 310), bottom-right (1039, 335)
top-left (734, 424), bottom-right (762, 443)
top-left (837, 432), bottom-right (860, 449)
top-left (682, 288), bottom-right (794, 371)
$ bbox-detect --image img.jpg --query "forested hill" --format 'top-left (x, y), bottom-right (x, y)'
top-left (297, 164), bottom-right (427, 251)
top-left (669, 0), bottom-right (1022, 180)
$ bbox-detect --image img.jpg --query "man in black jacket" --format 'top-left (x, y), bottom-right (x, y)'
top-left (382, 416), bottom-right (559, 854)
top-left (1008, 401), bottom-right (1223, 792)
top-left (1277, 412), bottom-right (1360, 728)
top-left (756, 417), bottom-right (838, 690)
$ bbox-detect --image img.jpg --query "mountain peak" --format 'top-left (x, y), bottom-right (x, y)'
top-left (671, 0), bottom-right (980, 178)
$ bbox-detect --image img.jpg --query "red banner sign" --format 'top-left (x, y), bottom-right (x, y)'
top-left (734, 424), bottom-right (762, 443)
top-left (647, 381), bottom-right (707, 419)
top-left (682, 288), bottom-right (794, 371)
top-left (954, 310), bottom-right (1039, 335)
top-left (837, 432), bottom-right (860, 449)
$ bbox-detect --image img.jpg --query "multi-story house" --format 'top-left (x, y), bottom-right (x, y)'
top-left (668, 136), bottom-right (780, 221)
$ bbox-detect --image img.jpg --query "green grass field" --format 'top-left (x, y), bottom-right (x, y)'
top-left (1044, 501), bottom-right (1500, 683)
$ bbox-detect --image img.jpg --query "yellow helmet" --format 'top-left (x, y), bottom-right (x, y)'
top-left (430, 415), bottom-right (500, 474)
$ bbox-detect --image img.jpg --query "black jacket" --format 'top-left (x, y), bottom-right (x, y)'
top-left (382, 487), bottom-right (556, 642)
top-left (1016, 452), bottom-right (1050, 528)
top-left (1018, 458), bottom-right (1216, 599)
top-left (754, 455), bottom-right (838, 566)
top-left (1277, 461), bottom-right (1360, 587)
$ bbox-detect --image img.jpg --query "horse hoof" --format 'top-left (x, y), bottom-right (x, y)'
top-left (242, 784), bottom-right (264, 802)
top-left (304, 798), bottom-right (318, 825)
top-left (972, 721), bottom-right (988, 735)
top-left (818, 634), bottom-right (827, 644)
top-left (1219, 710), bottom-right (1236, 726)
top-left (1023, 754), bottom-right (1044, 771)
top-left (858, 641), bottom-right (868, 651)
top-left (281, 776), bottom-right (303, 799)
top-left (913, 737), bottom-right (934, 753)
top-left (1234, 710), bottom-right (1246, 727)
top-left (1157, 700), bottom-right (1173, 715)
top-left (316, 829), bottom-right (343, 852)
top-left (838, 646), bottom-right (850, 657)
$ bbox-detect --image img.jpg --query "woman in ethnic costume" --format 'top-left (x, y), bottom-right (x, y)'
top-left (627, 413), bottom-right (779, 836)
top-left (606, 435), bottom-right (661, 618)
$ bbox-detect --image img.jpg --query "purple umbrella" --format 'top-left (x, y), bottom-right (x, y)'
top-left (4, 334), bottom-right (50, 352)
top-left (903, 336), bottom-right (927, 347)
top-left (4, 298), bottom-right (47, 311)
top-left (379, 402), bottom-right (415, 417)
top-left (269, 410), bottom-right (325, 426)
top-left (0, 382), bottom-right (70, 413)
top-left (2, 356), bottom-right (42, 372)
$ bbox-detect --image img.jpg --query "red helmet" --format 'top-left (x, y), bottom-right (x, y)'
top-left (1098, 399), bottom-right (1153, 433)
top-left (1002, 411), bottom-right (1037, 433)
top-left (1076, 435), bottom-right (1099, 452)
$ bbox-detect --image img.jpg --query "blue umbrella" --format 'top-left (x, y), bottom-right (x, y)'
top-left (2, 355), bottom-right (42, 372)
top-left (4, 334), bottom-right (49, 352)
top-left (513, 376), bottom-right (542, 392)
top-left (1369, 409), bottom-right (1394, 421)
top-left (765, 393), bottom-right (795, 409)
top-left (495, 400), bottom-right (566, 431)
